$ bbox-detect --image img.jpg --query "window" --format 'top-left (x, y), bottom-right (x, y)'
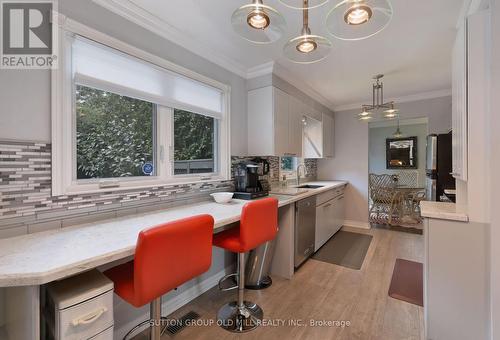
top-left (52, 27), bottom-right (230, 195)
top-left (76, 86), bottom-right (156, 179)
top-left (280, 156), bottom-right (298, 179)
top-left (174, 109), bottom-right (216, 175)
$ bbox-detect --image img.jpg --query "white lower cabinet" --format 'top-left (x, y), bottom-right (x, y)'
top-left (43, 270), bottom-right (114, 340)
top-left (315, 187), bottom-right (345, 251)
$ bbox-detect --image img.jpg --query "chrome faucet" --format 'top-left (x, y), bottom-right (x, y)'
top-left (296, 163), bottom-right (306, 186)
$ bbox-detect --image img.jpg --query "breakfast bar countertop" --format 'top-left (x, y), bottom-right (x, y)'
top-left (0, 180), bottom-right (347, 287)
top-left (420, 201), bottom-right (469, 222)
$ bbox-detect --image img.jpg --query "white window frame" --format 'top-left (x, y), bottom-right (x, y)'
top-left (51, 14), bottom-right (231, 195)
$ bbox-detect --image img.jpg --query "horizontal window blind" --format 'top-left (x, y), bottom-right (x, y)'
top-left (72, 36), bottom-right (223, 118)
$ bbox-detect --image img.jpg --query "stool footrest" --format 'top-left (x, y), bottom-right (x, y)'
top-left (218, 273), bottom-right (239, 291)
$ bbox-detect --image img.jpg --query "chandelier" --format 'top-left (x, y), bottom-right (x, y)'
top-left (358, 74), bottom-right (399, 121)
top-left (231, 0), bottom-right (393, 64)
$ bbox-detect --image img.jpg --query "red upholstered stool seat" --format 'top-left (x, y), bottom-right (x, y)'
top-left (212, 197), bottom-right (278, 333)
top-left (212, 228), bottom-right (244, 253)
top-left (104, 214), bottom-right (214, 340)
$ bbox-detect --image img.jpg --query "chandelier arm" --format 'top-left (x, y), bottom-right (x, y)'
top-left (372, 84), bottom-right (376, 107)
top-left (380, 81), bottom-right (384, 106)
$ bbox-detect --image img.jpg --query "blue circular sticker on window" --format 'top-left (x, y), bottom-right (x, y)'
top-left (142, 162), bottom-right (154, 175)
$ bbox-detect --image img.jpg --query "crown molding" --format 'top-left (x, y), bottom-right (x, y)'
top-left (92, 0), bottom-right (248, 78)
top-left (369, 117), bottom-right (429, 128)
top-left (272, 63), bottom-right (336, 111)
top-left (333, 88), bottom-right (452, 112)
top-left (246, 61), bottom-right (275, 79)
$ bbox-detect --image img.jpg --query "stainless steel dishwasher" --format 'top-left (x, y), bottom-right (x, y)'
top-left (294, 196), bottom-right (316, 268)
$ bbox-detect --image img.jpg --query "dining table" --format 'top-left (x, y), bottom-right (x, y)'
top-left (388, 184), bottom-right (426, 225)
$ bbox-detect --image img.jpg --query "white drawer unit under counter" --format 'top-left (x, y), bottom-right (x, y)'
top-left (42, 270), bottom-right (114, 340)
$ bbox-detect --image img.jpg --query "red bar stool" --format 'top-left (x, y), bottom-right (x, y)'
top-left (104, 215), bottom-right (214, 340)
top-left (213, 197), bottom-right (278, 332)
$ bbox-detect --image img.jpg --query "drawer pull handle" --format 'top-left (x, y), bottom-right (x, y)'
top-left (71, 307), bottom-right (107, 326)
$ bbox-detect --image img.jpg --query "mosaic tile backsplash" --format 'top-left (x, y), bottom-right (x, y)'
top-left (0, 140), bottom-right (317, 236)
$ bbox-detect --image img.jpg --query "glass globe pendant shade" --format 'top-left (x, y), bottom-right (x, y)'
top-left (278, 0), bottom-right (330, 10)
top-left (284, 33), bottom-right (332, 63)
top-left (383, 107), bottom-right (399, 118)
top-left (358, 110), bottom-right (373, 121)
top-left (326, 0), bottom-right (393, 41)
top-left (231, 0), bottom-right (287, 44)
top-left (284, 15), bottom-right (332, 64)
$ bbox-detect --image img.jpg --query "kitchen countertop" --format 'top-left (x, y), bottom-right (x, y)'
top-left (420, 201), bottom-right (469, 222)
top-left (0, 180), bottom-right (347, 287)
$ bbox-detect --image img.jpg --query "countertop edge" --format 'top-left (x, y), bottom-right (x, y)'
top-left (0, 180), bottom-right (348, 287)
top-left (420, 201), bottom-right (469, 222)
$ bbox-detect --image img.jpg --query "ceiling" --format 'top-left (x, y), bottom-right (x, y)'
top-left (94, 0), bottom-right (465, 110)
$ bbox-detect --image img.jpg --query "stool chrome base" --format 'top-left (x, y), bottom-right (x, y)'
top-left (217, 301), bottom-right (263, 333)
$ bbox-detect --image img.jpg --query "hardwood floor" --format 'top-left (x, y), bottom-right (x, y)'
top-left (135, 227), bottom-right (424, 340)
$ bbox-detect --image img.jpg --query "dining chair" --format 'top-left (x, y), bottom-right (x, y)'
top-left (369, 174), bottom-right (401, 224)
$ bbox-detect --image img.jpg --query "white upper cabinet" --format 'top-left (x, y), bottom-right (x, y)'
top-left (288, 96), bottom-right (304, 157)
top-left (247, 85), bottom-right (333, 158)
top-left (322, 113), bottom-right (334, 158)
top-left (247, 86), bottom-right (302, 157)
top-left (274, 87), bottom-right (290, 156)
top-left (451, 20), bottom-right (468, 181)
top-left (303, 116), bottom-right (323, 158)
top-left (302, 112), bottom-right (335, 159)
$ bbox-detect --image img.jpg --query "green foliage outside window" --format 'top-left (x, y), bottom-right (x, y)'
top-left (281, 156), bottom-right (295, 171)
top-left (173, 109), bottom-right (214, 161)
top-left (76, 85), bottom-right (154, 179)
top-left (76, 86), bottom-right (216, 179)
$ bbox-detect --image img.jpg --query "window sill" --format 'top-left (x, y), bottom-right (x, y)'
top-left (60, 176), bottom-right (231, 196)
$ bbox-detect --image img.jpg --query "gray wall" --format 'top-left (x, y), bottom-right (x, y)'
top-left (318, 96), bottom-right (452, 226)
top-left (369, 123), bottom-right (428, 187)
top-left (0, 0), bottom-right (249, 156)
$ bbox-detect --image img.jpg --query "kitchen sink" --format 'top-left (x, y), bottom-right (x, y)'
top-left (296, 185), bottom-right (324, 189)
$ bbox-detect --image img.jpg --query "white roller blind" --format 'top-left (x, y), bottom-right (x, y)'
top-left (72, 36), bottom-right (224, 118)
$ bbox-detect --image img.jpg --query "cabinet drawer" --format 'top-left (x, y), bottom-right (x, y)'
top-left (89, 326), bottom-right (113, 340)
top-left (57, 290), bottom-right (113, 340)
top-left (316, 186), bottom-right (344, 206)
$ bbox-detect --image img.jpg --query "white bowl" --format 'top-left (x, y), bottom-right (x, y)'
top-left (210, 192), bottom-right (234, 204)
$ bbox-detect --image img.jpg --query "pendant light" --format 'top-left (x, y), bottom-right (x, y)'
top-left (326, 0), bottom-right (393, 41)
top-left (278, 0), bottom-right (330, 10)
top-left (284, 0), bottom-right (332, 64)
top-left (393, 119), bottom-right (403, 138)
top-left (358, 75), bottom-right (398, 121)
top-left (231, 0), bottom-right (287, 44)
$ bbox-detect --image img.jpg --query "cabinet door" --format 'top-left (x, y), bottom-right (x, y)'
top-left (333, 194), bottom-right (345, 234)
top-left (288, 96), bottom-right (303, 157)
top-left (274, 88), bottom-right (289, 156)
top-left (303, 117), bottom-right (323, 158)
top-left (322, 114), bottom-right (334, 158)
top-left (315, 205), bottom-right (328, 251)
top-left (451, 21), bottom-right (467, 181)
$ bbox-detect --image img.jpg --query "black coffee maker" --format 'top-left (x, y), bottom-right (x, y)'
top-left (233, 158), bottom-right (270, 200)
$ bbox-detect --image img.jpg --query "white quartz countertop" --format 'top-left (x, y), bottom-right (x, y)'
top-left (0, 181), bottom-right (347, 287)
top-left (420, 201), bottom-right (469, 222)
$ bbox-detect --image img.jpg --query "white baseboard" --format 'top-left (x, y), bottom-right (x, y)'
top-left (114, 267), bottom-right (229, 339)
top-left (343, 219), bottom-right (371, 230)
